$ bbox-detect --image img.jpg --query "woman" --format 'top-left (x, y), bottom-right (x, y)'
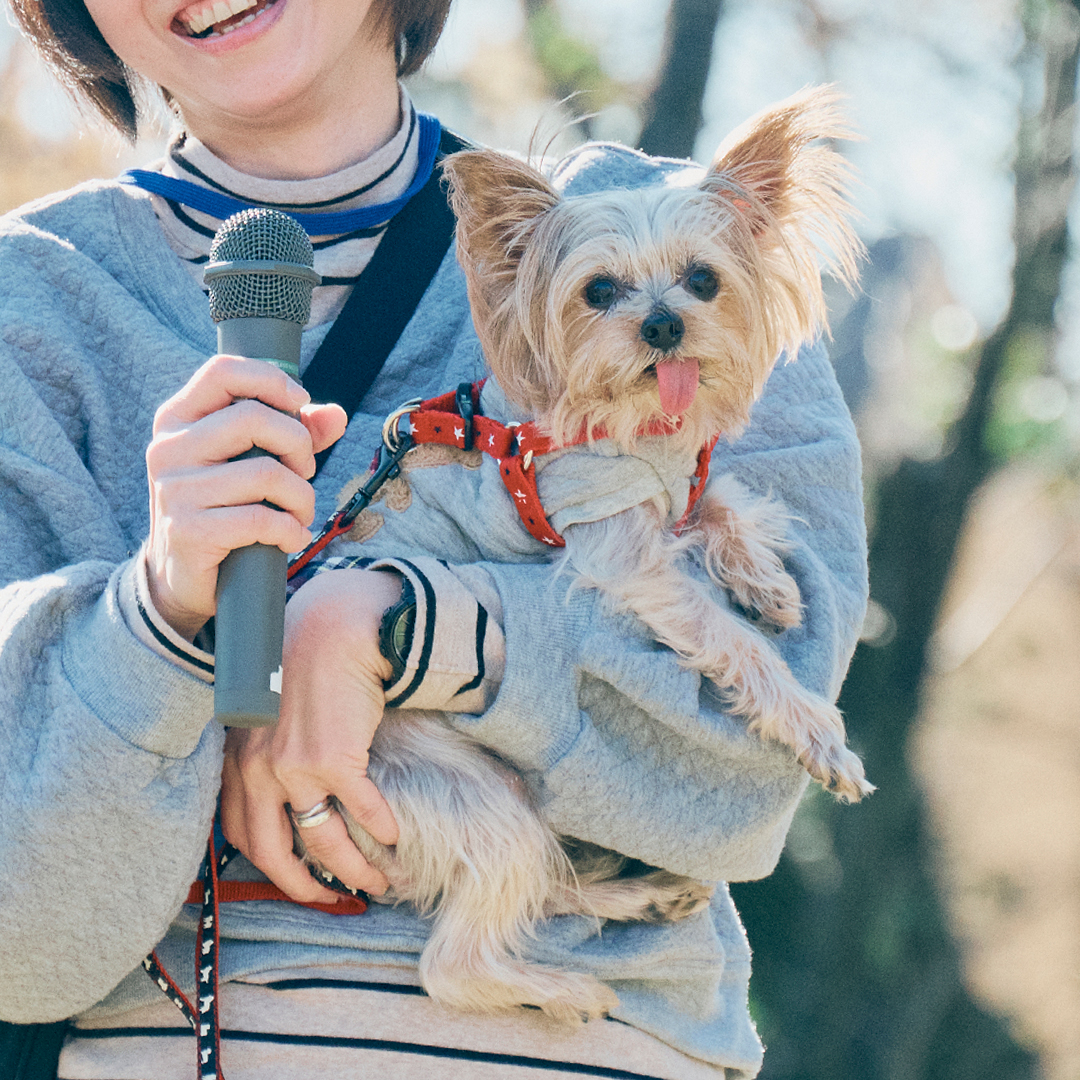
top-left (0, 0), bottom-right (868, 1076)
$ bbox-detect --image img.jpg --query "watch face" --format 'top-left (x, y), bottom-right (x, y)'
top-left (391, 605), bottom-right (416, 661)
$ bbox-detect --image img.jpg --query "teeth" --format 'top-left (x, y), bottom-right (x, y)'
top-left (180, 0), bottom-right (259, 35)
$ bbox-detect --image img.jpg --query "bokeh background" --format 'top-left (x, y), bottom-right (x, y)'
top-left (3, 0), bottom-right (1076, 1077)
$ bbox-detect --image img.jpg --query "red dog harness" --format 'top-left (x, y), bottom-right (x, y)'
top-left (291, 380), bottom-right (720, 577)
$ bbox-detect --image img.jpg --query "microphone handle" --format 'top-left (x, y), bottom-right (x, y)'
top-left (213, 317), bottom-right (303, 728)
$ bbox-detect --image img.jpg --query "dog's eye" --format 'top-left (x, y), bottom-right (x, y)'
top-left (685, 266), bottom-right (719, 302)
top-left (585, 278), bottom-right (618, 310)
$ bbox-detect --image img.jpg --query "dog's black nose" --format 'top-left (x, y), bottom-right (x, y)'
top-left (640, 308), bottom-right (685, 352)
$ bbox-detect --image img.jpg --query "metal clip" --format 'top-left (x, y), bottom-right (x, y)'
top-left (382, 398), bottom-right (423, 453)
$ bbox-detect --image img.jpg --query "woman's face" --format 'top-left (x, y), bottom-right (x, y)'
top-left (84, 0), bottom-right (397, 156)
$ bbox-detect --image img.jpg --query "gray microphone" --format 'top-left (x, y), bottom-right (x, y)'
top-left (204, 208), bottom-right (320, 727)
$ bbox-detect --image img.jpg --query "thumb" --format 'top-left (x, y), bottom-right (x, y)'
top-left (301, 401), bottom-right (348, 455)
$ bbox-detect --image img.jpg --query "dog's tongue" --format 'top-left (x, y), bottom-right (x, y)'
top-left (655, 358), bottom-right (700, 415)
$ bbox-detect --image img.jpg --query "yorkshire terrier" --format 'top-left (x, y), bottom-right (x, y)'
top-left (300, 86), bottom-right (871, 1024)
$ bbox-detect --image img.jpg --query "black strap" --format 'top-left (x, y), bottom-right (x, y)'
top-left (305, 126), bottom-right (470, 474)
top-left (0, 1018), bottom-right (69, 1080)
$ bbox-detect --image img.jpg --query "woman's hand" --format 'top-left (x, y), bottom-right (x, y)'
top-left (220, 569), bottom-right (403, 902)
top-left (144, 354), bottom-right (347, 640)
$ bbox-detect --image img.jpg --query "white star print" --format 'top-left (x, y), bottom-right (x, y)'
top-left (514, 489), bottom-right (527, 501)
top-left (542, 537), bottom-right (558, 545)
top-left (455, 426), bottom-right (464, 440)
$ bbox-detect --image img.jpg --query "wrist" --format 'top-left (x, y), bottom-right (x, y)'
top-left (142, 549), bottom-right (208, 642)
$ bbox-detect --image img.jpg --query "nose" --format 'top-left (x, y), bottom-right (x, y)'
top-left (640, 308), bottom-right (684, 352)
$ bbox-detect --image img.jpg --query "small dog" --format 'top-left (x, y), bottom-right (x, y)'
top-left (302, 86), bottom-right (871, 1023)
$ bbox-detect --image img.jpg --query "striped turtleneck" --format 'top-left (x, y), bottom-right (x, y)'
top-left (146, 87), bottom-right (421, 328)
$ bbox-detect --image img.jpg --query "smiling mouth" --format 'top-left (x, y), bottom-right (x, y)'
top-left (174, 0), bottom-right (276, 38)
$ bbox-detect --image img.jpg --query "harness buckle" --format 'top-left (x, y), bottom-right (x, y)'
top-left (455, 382), bottom-right (476, 450)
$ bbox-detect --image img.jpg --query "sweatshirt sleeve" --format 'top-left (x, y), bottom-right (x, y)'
top-left (446, 339), bottom-right (867, 884)
top-left (0, 234), bottom-right (224, 1023)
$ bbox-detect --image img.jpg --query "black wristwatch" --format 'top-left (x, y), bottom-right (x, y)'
top-left (378, 576), bottom-right (417, 686)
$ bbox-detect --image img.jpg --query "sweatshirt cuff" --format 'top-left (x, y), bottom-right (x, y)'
top-left (297, 554), bottom-right (505, 713)
top-left (116, 547), bottom-right (215, 684)
top-left (62, 561), bottom-right (216, 758)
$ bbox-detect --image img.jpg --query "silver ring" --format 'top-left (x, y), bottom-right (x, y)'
top-left (382, 399), bottom-right (423, 452)
top-left (290, 798), bottom-right (336, 829)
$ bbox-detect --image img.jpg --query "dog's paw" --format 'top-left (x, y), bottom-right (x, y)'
top-left (733, 571), bottom-right (803, 632)
top-left (748, 691), bottom-right (874, 803)
top-left (570, 869), bottom-right (713, 924)
top-left (632, 872), bottom-right (714, 923)
top-left (536, 976), bottom-right (620, 1026)
top-left (799, 738), bottom-right (875, 803)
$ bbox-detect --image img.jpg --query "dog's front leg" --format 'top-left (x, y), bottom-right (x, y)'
top-left (688, 473), bottom-right (802, 631)
top-left (563, 506), bottom-right (872, 801)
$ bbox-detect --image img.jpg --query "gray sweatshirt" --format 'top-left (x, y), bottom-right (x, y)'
top-left (0, 141), bottom-right (868, 1076)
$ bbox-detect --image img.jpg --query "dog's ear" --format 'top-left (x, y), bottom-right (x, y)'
top-left (443, 150), bottom-right (560, 275)
top-left (701, 85), bottom-right (861, 286)
top-left (442, 150), bottom-right (562, 413)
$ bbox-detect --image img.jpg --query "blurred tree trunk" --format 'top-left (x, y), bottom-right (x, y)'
top-left (638, 0), bottom-right (725, 157)
top-left (732, 1), bottom-right (1080, 1077)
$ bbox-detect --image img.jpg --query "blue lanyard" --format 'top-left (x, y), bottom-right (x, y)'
top-left (119, 112), bottom-right (442, 237)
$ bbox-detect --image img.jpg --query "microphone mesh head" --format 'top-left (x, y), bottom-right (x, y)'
top-left (207, 208), bottom-right (316, 325)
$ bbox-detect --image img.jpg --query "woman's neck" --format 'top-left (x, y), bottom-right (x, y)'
top-left (181, 61), bottom-right (401, 180)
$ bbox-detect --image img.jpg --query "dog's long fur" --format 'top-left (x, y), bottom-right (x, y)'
top-left (301, 86), bottom-right (871, 1024)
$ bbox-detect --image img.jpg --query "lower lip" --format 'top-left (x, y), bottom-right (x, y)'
top-left (172, 0), bottom-right (285, 53)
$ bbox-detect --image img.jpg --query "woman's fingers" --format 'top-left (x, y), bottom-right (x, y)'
top-left (286, 795), bottom-right (391, 896)
top-left (151, 398), bottom-right (314, 478)
top-left (301, 401), bottom-right (349, 456)
top-left (143, 356), bottom-right (348, 636)
top-left (154, 354), bottom-right (309, 432)
top-left (221, 732), bottom-right (342, 905)
top-left (335, 774), bottom-right (400, 849)
top-left (154, 454), bottom-right (319, 533)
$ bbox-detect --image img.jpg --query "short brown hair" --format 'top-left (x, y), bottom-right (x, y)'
top-left (8, 0), bottom-right (453, 140)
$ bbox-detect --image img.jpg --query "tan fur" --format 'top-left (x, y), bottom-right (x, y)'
top-left (301, 87), bottom-right (870, 1027)
top-left (447, 86), bottom-right (862, 451)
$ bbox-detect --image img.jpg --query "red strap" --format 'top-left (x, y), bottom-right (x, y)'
top-left (496, 453), bottom-right (564, 547)
top-left (674, 433), bottom-right (721, 534)
top-left (185, 879), bottom-right (368, 916)
top-left (404, 381), bottom-right (708, 547)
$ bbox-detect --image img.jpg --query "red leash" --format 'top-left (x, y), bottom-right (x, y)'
top-left (145, 832), bottom-right (366, 1080)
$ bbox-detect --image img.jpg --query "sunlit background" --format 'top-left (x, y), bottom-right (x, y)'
top-left (2, 1), bottom-right (1076, 1077)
